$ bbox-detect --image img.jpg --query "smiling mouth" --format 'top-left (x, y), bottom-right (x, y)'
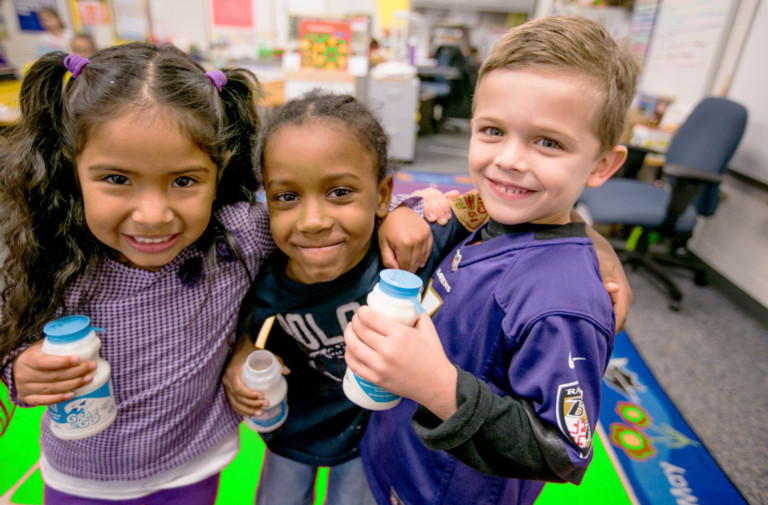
top-left (132, 235), bottom-right (176, 244)
top-left (296, 242), bottom-right (342, 252)
top-left (124, 234), bottom-right (180, 253)
top-left (490, 179), bottom-right (534, 195)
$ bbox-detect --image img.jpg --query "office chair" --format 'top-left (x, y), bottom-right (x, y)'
top-left (418, 44), bottom-right (474, 132)
top-left (578, 97), bottom-right (748, 311)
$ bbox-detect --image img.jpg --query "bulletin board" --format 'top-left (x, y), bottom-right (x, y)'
top-left (638, 0), bottom-right (738, 113)
top-left (298, 19), bottom-right (351, 71)
top-left (726, 0), bottom-right (768, 186)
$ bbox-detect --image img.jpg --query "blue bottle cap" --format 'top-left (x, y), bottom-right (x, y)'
top-left (379, 269), bottom-right (423, 298)
top-left (43, 315), bottom-right (103, 344)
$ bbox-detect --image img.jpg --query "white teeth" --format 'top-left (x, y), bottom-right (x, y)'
top-left (134, 236), bottom-right (172, 244)
top-left (496, 183), bottom-right (529, 194)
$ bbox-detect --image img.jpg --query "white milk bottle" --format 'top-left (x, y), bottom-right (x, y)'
top-left (241, 350), bottom-right (288, 432)
top-left (343, 269), bottom-right (423, 410)
top-left (42, 315), bottom-right (117, 440)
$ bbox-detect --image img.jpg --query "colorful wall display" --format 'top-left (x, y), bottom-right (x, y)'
top-left (298, 19), bottom-right (351, 71)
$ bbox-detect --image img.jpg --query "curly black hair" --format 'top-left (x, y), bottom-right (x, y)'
top-left (258, 89), bottom-right (393, 181)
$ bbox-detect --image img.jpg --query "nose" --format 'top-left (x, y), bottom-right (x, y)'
top-left (296, 198), bottom-right (333, 233)
top-left (131, 189), bottom-right (174, 228)
top-left (494, 138), bottom-right (528, 172)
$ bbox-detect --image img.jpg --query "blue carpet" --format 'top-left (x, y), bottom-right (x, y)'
top-left (600, 331), bottom-right (747, 504)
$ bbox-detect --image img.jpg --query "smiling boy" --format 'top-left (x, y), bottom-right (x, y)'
top-left (344, 16), bottom-right (639, 505)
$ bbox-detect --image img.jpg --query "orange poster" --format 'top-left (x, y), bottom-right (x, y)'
top-left (298, 19), bottom-right (352, 71)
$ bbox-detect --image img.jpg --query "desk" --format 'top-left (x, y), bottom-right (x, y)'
top-left (0, 80), bottom-right (21, 127)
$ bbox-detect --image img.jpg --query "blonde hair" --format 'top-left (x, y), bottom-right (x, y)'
top-left (477, 16), bottom-right (639, 153)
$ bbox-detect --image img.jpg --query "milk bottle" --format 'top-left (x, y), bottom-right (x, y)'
top-left (42, 315), bottom-right (117, 440)
top-left (343, 269), bottom-right (423, 410)
top-left (241, 350), bottom-right (288, 432)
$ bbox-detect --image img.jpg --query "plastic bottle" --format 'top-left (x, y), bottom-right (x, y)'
top-left (241, 350), bottom-right (288, 432)
top-left (42, 315), bottom-right (117, 440)
top-left (343, 269), bottom-right (423, 410)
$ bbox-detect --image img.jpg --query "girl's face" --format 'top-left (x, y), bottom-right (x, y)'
top-left (76, 110), bottom-right (219, 271)
top-left (263, 122), bottom-right (392, 284)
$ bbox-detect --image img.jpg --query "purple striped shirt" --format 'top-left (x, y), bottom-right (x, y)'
top-left (7, 202), bottom-right (273, 480)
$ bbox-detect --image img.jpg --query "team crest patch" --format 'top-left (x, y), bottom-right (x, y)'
top-left (449, 190), bottom-right (488, 231)
top-left (556, 382), bottom-right (592, 458)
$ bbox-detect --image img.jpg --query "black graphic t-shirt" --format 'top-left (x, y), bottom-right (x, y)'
top-left (238, 221), bottom-right (469, 466)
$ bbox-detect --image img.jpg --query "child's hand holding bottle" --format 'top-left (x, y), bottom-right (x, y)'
top-left (222, 340), bottom-right (272, 417)
top-left (12, 340), bottom-right (96, 406)
top-left (344, 306), bottom-right (458, 421)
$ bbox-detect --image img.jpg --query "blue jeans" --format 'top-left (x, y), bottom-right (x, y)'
top-left (255, 449), bottom-right (366, 505)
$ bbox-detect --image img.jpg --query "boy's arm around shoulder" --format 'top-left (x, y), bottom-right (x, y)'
top-left (571, 209), bottom-right (632, 332)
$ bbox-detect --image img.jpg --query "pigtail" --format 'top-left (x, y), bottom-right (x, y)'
top-left (215, 68), bottom-right (263, 207)
top-left (0, 52), bottom-right (91, 359)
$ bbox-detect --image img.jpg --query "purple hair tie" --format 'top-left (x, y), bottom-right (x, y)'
top-left (205, 70), bottom-right (227, 91)
top-left (63, 54), bottom-right (89, 79)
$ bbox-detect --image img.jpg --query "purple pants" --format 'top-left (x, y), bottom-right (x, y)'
top-left (43, 473), bottom-right (220, 505)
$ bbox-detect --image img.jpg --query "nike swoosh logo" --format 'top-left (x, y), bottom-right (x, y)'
top-left (569, 352), bottom-right (586, 369)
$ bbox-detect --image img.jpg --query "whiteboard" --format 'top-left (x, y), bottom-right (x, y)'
top-left (727, 0), bottom-right (768, 186)
top-left (639, 0), bottom-right (738, 113)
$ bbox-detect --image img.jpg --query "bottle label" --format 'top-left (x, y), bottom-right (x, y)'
top-left (354, 374), bottom-right (399, 403)
top-left (248, 399), bottom-right (287, 428)
top-left (48, 379), bottom-right (116, 433)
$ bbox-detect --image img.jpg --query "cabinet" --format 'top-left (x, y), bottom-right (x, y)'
top-left (367, 78), bottom-right (420, 162)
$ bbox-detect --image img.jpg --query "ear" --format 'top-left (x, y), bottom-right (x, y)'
top-left (586, 145), bottom-right (626, 188)
top-left (375, 175), bottom-right (394, 219)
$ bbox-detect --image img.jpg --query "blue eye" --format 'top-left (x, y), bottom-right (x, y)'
top-left (482, 127), bottom-right (503, 137)
top-left (536, 138), bottom-right (562, 149)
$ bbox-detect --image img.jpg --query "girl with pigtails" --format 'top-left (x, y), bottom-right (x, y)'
top-left (0, 42), bottom-right (274, 504)
top-left (0, 42), bottom-right (432, 504)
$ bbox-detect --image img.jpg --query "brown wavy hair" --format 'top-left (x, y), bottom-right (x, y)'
top-left (0, 42), bottom-right (263, 362)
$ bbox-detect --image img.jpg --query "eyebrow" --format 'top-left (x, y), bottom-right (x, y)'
top-left (265, 171), bottom-right (362, 188)
top-left (83, 164), bottom-right (214, 175)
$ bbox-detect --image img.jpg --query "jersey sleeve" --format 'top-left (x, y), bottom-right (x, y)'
top-left (412, 314), bottom-right (612, 484)
top-left (411, 366), bottom-right (564, 481)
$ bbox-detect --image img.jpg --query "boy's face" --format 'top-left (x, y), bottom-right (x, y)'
top-left (76, 111), bottom-right (218, 271)
top-left (469, 68), bottom-right (624, 225)
top-left (263, 123), bottom-right (392, 284)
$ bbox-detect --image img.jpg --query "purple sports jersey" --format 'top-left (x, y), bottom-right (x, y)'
top-left (361, 222), bottom-right (615, 505)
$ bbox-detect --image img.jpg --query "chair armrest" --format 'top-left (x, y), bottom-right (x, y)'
top-left (663, 163), bottom-right (724, 184)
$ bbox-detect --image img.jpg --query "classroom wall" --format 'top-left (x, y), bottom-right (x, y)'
top-left (687, 0), bottom-right (768, 309)
top-left (0, 0), bottom-right (380, 70)
top-left (1, 0), bottom-right (72, 70)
